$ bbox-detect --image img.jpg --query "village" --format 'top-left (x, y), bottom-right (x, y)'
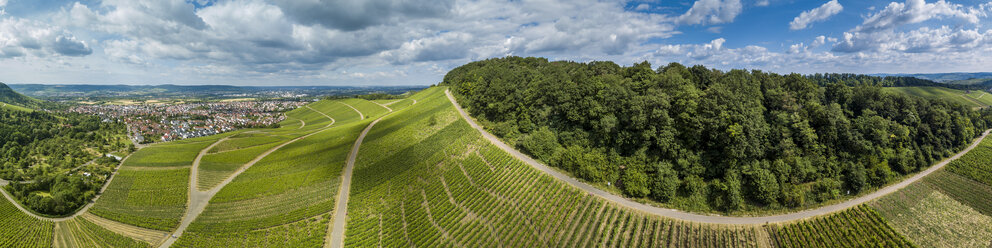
top-left (68, 100), bottom-right (308, 143)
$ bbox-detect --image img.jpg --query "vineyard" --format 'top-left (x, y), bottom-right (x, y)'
top-left (871, 180), bottom-right (992, 248)
top-left (340, 98), bottom-right (390, 119)
top-left (768, 205), bottom-right (914, 248)
top-left (922, 170), bottom-right (992, 216)
top-left (173, 99), bottom-right (371, 246)
top-left (198, 141), bottom-right (282, 190)
top-left (53, 216), bottom-right (150, 248)
top-left (344, 88), bottom-right (776, 247)
top-left (123, 135), bottom-right (230, 168)
top-left (90, 167), bottom-right (191, 231)
top-left (946, 137), bottom-right (992, 187)
top-left (0, 195), bottom-right (53, 247)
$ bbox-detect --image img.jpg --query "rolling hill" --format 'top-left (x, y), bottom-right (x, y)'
top-left (883, 86), bottom-right (992, 108)
top-left (0, 82), bottom-right (45, 110)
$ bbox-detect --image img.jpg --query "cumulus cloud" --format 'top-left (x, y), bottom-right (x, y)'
top-left (855, 0), bottom-right (983, 33)
top-left (789, 0), bottom-right (843, 30)
top-left (0, 16), bottom-right (91, 58)
top-left (832, 0), bottom-right (991, 53)
top-left (678, 0), bottom-right (743, 25)
top-left (270, 0), bottom-right (454, 31)
top-left (756, 0), bottom-right (770, 7)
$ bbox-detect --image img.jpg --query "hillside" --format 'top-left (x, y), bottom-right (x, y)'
top-left (442, 56), bottom-right (992, 215)
top-left (883, 86), bottom-right (992, 108)
top-left (0, 82), bottom-right (45, 110)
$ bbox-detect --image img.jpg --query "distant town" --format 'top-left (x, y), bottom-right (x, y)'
top-left (69, 100), bottom-right (307, 143)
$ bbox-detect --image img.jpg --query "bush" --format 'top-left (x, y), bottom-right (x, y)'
top-left (518, 127), bottom-right (559, 161)
top-left (621, 167), bottom-right (650, 198)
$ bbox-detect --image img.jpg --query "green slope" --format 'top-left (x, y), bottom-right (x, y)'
top-left (0, 82), bottom-right (46, 110)
top-left (884, 86), bottom-right (992, 108)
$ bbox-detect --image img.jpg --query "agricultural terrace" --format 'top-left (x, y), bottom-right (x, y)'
top-left (91, 134), bottom-right (234, 231)
top-left (172, 99), bottom-right (371, 246)
top-left (0, 194), bottom-right (53, 247)
top-left (871, 178), bottom-right (992, 248)
top-left (53, 216), bottom-right (150, 248)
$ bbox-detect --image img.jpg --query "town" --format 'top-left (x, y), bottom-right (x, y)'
top-left (68, 100), bottom-right (308, 144)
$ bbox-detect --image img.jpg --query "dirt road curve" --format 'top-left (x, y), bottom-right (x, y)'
top-left (445, 89), bottom-right (991, 224)
top-left (338, 102), bottom-right (365, 120)
top-left (326, 118), bottom-right (383, 248)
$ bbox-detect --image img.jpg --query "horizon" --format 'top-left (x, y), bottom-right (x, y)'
top-left (1, 0), bottom-right (991, 86)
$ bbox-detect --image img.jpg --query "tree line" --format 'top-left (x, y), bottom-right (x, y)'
top-left (443, 56), bottom-right (992, 213)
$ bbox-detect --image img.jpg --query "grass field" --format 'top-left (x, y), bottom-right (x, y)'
top-left (53, 216), bottom-right (150, 248)
top-left (884, 86), bottom-right (992, 108)
top-left (871, 181), bottom-right (992, 248)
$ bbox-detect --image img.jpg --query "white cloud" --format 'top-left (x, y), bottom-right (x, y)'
top-left (756, 0), bottom-right (770, 7)
top-left (789, 0), bottom-right (843, 30)
top-left (678, 0), bottom-right (743, 25)
top-left (855, 0), bottom-right (983, 32)
top-left (0, 16), bottom-right (91, 58)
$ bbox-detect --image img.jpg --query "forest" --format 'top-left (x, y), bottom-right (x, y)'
top-left (0, 106), bottom-right (128, 215)
top-left (443, 56), bottom-right (992, 213)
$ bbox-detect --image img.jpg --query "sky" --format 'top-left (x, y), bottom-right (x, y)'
top-left (0, 0), bottom-right (990, 86)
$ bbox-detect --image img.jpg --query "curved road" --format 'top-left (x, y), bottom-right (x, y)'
top-left (338, 102), bottom-right (365, 120)
top-left (445, 89), bottom-right (991, 224)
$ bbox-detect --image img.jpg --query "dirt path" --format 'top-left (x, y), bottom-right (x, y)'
top-left (326, 109), bottom-right (390, 248)
top-left (159, 121), bottom-right (340, 247)
top-left (446, 89), bottom-right (992, 224)
top-left (306, 105), bottom-right (337, 127)
top-left (372, 101), bottom-right (393, 112)
top-left (0, 150), bottom-right (139, 222)
top-left (338, 102), bottom-right (365, 120)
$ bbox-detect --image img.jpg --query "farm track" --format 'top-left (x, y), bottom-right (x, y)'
top-left (372, 101), bottom-right (393, 112)
top-left (327, 99), bottom-right (395, 248)
top-left (159, 104), bottom-right (340, 248)
top-left (338, 102), bottom-right (365, 120)
top-left (327, 117), bottom-right (384, 248)
top-left (446, 88), bottom-right (992, 224)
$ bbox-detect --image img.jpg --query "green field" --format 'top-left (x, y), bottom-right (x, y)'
top-left (198, 141), bottom-right (282, 190)
top-left (884, 86), bottom-right (992, 108)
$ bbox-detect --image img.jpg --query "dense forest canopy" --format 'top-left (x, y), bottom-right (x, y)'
top-left (443, 57), bottom-right (992, 213)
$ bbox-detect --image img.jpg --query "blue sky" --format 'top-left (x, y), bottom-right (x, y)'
top-left (0, 0), bottom-right (990, 86)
